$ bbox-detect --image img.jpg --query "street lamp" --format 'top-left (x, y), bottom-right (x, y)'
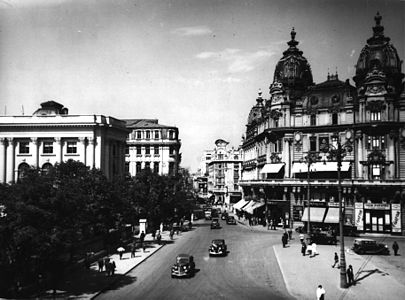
top-left (321, 130), bottom-right (353, 289)
top-left (302, 151), bottom-right (321, 235)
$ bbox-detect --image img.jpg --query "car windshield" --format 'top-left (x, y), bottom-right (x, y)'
top-left (212, 240), bottom-right (224, 245)
top-left (177, 257), bottom-right (189, 264)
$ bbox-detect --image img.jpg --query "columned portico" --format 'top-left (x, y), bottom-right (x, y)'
top-left (0, 138), bottom-right (6, 182)
top-left (6, 138), bottom-right (15, 183)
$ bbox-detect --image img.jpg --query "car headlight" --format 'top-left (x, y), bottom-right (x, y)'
top-left (385, 245), bottom-right (388, 248)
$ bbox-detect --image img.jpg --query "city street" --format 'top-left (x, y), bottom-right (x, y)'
top-left (95, 220), bottom-right (293, 300)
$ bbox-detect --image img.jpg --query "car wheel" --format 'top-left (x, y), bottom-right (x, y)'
top-left (358, 249), bottom-right (364, 255)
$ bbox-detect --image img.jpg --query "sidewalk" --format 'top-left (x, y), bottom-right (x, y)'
top-left (39, 228), bottom-right (189, 299)
top-left (273, 240), bottom-right (405, 300)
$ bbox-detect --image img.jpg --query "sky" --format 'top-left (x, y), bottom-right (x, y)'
top-left (0, 0), bottom-right (404, 172)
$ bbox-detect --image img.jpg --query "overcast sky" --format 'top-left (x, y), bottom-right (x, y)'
top-left (0, 0), bottom-right (404, 172)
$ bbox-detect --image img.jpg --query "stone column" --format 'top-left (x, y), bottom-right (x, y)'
top-left (88, 137), bottom-right (96, 169)
top-left (78, 137), bottom-right (87, 165)
top-left (0, 138), bottom-right (6, 183)
top-left (356, 131), bottom-right (363, 179)
top-left (6, 138), bottom-right (15, 183)
top-left (31, 138), bottom-right (39, 168)
top-left (55, 137), bottom-right (63, 163)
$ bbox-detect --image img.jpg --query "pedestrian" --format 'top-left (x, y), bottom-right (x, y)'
top-left (331, 252), bottom-right (339, 268)
top-left (170, 228), bottom-right (174, 240)
top-left (131, 243), bottom-right (136, 258)
top-left (288, 228), bottom-right (293, 240)
top-left (139, 231), bottom-right (145, 250)
top-left (301, 241), bottom-right (307, 256)
top-left (97, 257), bottom-right (104, 272)
top-left (111, 260), bottom-right (116, 276)
top-left (151, 230), bottom-right (156, 240)
top-left (316, 285), bottom-right (326, 300)
top-left (117, 247), bottom-right (125, 260)
top-left (392, 241), bottom-right (399, 256)
top-left (347, 265), bottom-right (355, 286)
top-left (157, 230), bottom-right (162, 245)
top-left (105, 261), bottom-right (111, 276)
top-left (310, 243), bottom-right (318, 257)
top-left (282, 232), bottom-right (288, 248)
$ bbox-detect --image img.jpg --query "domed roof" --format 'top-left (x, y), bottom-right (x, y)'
top-left (247, 90), bottom-right (265, 125)
top-left (354, 12), bottom-right (403, 88)
top-left (273, 28), bottom-right (314, 93)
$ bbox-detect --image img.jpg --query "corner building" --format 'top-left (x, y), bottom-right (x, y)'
top-left (240, 14), bottom-right (405, 235)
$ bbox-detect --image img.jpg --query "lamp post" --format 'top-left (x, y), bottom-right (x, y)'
top-left (322, 130), bottom-right (353, 289)
top-left (302, 151), bottom-right (320, 234)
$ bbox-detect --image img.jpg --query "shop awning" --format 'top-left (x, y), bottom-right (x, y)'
top-left (292, 161), bottom-right (351, 173)
top-left (260, 163), bottom-right (285, 174)
top-left (301, 207), bottom-right (326, 222)
top-left (233, 199), bottom-right (250, 210)
top-left (241, 201), bottom-right (256, 213)
top-left (244, 201), bottom-right (265, 214)
top-left (323, 207), bottom-right (340, 224)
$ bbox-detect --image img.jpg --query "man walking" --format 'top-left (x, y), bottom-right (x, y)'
top-left (347, 265), bottom-right (355, 286)
top-left (392, 241), bottom-right (399, 256)
top-left (282, 231), bottom-right (288, 248)
top-left (316, 285), bottom-right (326, 300)
top-left (331, 252), bottom-right (339, 268)
top-left (301, 241), bottom-right (307, 256)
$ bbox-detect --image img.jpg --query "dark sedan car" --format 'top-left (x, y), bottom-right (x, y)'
top-left (171, 254), bottom-right (195, 278)
top-left (352, 238), bottom-right (390, 255)
top-left (226, 216), bottom-right (237, 225)
top-left (309, 231), bottom-right (337, 245)
top-left (209, 239), bottom-right (227, 256)
top-left (211, 218), bottom-right (221, 229)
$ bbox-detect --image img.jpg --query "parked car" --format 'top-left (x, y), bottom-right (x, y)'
top-left (209, 239), bottom-right (227, 256)
top-left (309, 231), bottom-right (337, 245)
top-left (211, 218), bottom-right (221, 229)
top-left (171, 254), bottom-right (195, 278)
top-left (226, 216), bottom-right (237, 225)
top-left (221, 212), bottom-right (228, 220)
top-left (352, 238), bottom-right (390, 255)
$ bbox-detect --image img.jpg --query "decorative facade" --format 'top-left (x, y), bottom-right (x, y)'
top-left (201, 139), bottom-right (243, 206)
top-left (124, 119), bottom-right (181, 176)
top-left (240, 13), bottom-right (405, 235)
top-left (0, 101), bottom-right (129, 182)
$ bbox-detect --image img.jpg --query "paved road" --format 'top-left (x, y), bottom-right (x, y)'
top-left (95, 220), bottom-right (293, 300)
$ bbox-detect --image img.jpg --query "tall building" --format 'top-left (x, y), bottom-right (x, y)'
top-left (0, 101), bottom-right (129, 183)
top-left (202, 139), bottom-right (243, 206)
top-left (124, 119), bottom-right (181, 176)
top-left (240, 13), bottom-right (405, 235)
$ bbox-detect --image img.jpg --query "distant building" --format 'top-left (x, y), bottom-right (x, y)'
top-left (239, 13), bottom-right (405, 235)
top-left (124, 119), bottom-right (181, 176)
top-left (0, 101), bottom-right (129, 183)
top-left (200, 139), bottom-right (243, 206)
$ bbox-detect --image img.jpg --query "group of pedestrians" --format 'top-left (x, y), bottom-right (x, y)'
top-left (97, 257), bottom-right (116, 276)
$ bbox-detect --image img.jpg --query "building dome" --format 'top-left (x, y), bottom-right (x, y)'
top-left (354, 12), bottom-right (403, 91)
top-left (272, 28), bottom-right (314, 93)
top-left (247, 90), bottom-right (265, 125)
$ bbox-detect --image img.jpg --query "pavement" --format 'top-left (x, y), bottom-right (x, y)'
top-left (234, 214), bottom-right (405, 300)
top-left (37, 228), bottom-right (190, 299)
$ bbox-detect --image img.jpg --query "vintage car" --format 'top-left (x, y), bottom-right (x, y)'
top-left (308, 231), bottom-right (337, 245)
top-left (352, 238), bottom-right (390, 255)
top-left (171, 254), bottom-right (195, 278)
top-left (211, 218), bottom-right (221, 229)
top-left (209, 239), bottom-right (227, 256)
top-left (226, 216), bottom-right (237, 225)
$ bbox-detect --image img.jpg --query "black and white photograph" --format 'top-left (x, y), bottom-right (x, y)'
top-left (0, 0), bottom-right (404, 299)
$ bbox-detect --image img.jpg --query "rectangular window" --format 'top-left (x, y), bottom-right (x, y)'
top-left (43, 141), bottom-right (54, 154)
top-left (154, 146), bottom-right (159, 155)
top-left (372, 164), bottom-right (380, 179)
top-left (136, 162), bottom-right (142, 173)
top-left (153, 162), bottom-right (159, 173)
top-left (310, 115), bottom-right (316, 126)
top-left (169, 146), bottom-right (174, 155)
top-left (372, 136), bottom-right (380, 149)
top-left (145, 162), bottom-right (150, 169)
top-left (67, 141), bottom-right (77, 154)
top-left (136, 131), bottom-right (142, 139)
top-left (381, 136), bottom-right (385, 150)
top-left (371, 111), bottom-right (381, 121)
top-left (169, 162), bottom-right (175, 175)
top-left (332, 113), bottom-right (338, 125)
top-left (146, 131), bottom-right (150, 139)
top-left (19, 141), bottom-right (30, 154)
top-left (169, 130), bottom-right (174, 140)
top-left (145, 146), bottom-right (150, 155)
top-left (154, 130), bottom-right (159, 139)
top-left (137, 146), bottom-right (142, 155)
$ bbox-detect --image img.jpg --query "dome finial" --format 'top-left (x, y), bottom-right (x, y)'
top-left (287, 27), bottom-right (299, 48)
top-left (291, 27), bottom-right (296, 41)
top-left (258, 88), bottom-right (262, 98)
top-left (375, 11), bottom-right (382, 26)
top-left (373, 12), bottom-right (384, 37)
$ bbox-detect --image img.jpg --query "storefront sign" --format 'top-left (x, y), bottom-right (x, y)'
top-left (327, 202), bottom-right (340, 207)
top-left (364, 203), bottom-right (390, 210)
top-left (354, 202), bottom-right (364, 231)
top-left (391, 204), bottom-right (401, 233)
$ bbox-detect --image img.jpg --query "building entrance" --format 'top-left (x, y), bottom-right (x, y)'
top-left (365, 209), bottom-right (390, 233)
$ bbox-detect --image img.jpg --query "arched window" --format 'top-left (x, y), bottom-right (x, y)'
top-left (310, 114), bottom-right (316, 126)
top-left (41, 163), bottom-right (53, 175)
top-left (332, 113), bottom-right (338, 125)
top-left (17, 163), bottom-right (30, 182)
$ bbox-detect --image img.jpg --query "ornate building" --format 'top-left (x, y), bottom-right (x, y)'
top-left (0, 101), bottom-right (129, 182)
top-left (124, 119), bottom-right (181, 176)
top-left (240, 13), bottom-right (405, 235)
top-left (199, 139), bottom-right (243, 206)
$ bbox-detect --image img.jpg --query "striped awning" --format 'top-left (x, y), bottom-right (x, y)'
top-left (301, 207), bottom-right (326, 222)
top-left (233, 199), bottom-right (250, 210)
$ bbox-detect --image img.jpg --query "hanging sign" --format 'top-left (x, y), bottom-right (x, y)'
top-left (354, 202), bottom-right (364, 231)
top-left (391, 204), bottom-right (401, 233)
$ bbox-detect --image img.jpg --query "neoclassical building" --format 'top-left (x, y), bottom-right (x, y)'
top-left (0, 101), bottom-right (129, 183)
top-left (239, 13), bottom-right (405, 235)
top-left (124, 119), bottom-right (181, 176)
top-left (199, 139), bottom-right (243, 206)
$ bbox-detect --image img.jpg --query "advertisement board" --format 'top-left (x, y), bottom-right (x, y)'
top-left (391, 204), bottom-right (401, 233)
top-left (354, 202), bottom-right (364, 231)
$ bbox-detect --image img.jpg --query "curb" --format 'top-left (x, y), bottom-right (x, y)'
top-left (90, 242), bottom-right (166, 299)
top-left (272, 245), bottom-right (293, 298)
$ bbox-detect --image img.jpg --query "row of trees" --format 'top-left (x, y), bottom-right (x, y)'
top-left (0, 160), bottom-right (195, 296)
